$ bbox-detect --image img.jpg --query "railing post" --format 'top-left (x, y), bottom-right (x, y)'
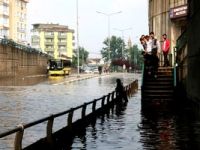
top-left (68, 109), bottom-right (74, 128)
top-left (111, 91), bottom-right (115, 101)
top-left (82, 103), bottom-right (87, 118)
top-left (92, 100), bottom-right (97, 113)
top-left (47, 115), bottom-right (54, 144)
top-left (106, 93), bottom-right (110, 104)
top-left (101, 96), bottom-right (105, 108)
top-left (14, 124), bottom-right (24, 150)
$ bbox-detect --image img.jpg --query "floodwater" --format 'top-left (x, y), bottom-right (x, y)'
top-left (0, 73), bottom-right (137, 149)
top-left (1, 73), bottom-right (200, 150)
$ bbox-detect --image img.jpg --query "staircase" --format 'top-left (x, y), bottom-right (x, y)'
top-left (142, 67), bottom-right (174, 107)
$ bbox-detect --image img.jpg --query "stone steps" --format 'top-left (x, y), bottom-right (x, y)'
top-left (142, 67), bottom-right (174, 103)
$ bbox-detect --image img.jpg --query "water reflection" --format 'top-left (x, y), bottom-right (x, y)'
top-left (0, 76), bottom-right (47, 86)
top-left (140, 102), bottom-right (200, 150)
top-left (0, 73), bottom-right (137, 149)
top-left (70, 86), bottom-right (200, 150)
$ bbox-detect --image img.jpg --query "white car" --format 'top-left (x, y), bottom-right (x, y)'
top-left (92, 68), bottom-right (99, 74)
top-left (84, 69), bottom-right (92, 73)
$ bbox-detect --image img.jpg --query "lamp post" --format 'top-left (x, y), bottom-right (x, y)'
top-left (96, 11), bottom-right (122, 62)
top-left (76, 0), bottom-right (80, 76)
top-left (113, 28), bottom-right (132, 58)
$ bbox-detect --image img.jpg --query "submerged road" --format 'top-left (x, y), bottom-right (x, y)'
top-left (0, 73), bottom-right (138, 149)
top-left (1, 73), bottom-right (200, 150)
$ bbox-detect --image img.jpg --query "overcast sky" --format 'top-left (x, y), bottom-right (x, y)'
top-left (27, 0), bottom-right (148, 58)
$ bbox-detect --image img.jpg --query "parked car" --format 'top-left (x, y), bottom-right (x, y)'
top-left (84, 68), bottom-right (93, 73)
top-left (92, 68), bottom-right (99, 74)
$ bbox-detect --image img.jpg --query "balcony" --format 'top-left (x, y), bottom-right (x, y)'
top-left (31, 40), bottom-right (40, 44)
top-left (45, 34), bottom-right (54, 38)
top-left (58, 41), bottom-right (67, 46)
top-left (2, 11), bottom-right (9, 17)
top-left (45, 41), bottom-right (54, 45)
top-left (22, 0), bottom-right (29, 3)
top-left (2, 0), bottom-right (9, 5)
top-left (58, 34), bottom-right (67, 39)
top-left (2, 24), bottom-right (9, 29)
top-left (58, 48), bottom-right (67, 53)
top-left (45, 48), bottom-right (54, 52)
top-left (17, 27), bottom-right (26, 33)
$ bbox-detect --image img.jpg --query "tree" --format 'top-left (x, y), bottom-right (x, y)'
top-left (101, 36), bottom-right (128, 61)
top-left (128, 44), bottom-right (144, 70)
top-left (72, 46), bottom-right (89, 67)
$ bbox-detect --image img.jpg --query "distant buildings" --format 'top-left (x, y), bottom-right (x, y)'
top-left (31, 23), bottom-right (75, 60)
top-left (0, 0), bottom-right (29, 44)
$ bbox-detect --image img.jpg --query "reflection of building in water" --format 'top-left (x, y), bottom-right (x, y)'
top-left (0, 76), bottom-right (46, 86)
top-left (31, 23), bottom-right (74, 60)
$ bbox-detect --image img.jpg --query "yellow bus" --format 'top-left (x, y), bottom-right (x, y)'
top-left (48, 59), bottom-right (71, 76)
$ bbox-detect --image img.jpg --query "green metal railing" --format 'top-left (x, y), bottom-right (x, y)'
top-left (0, 80), bottom-right (138, 150)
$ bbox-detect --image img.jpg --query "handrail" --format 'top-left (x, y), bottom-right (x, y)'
top-left (0, 95), bottom-right (107, 138)
top-left (0, 80), bottom-right (138, 149)
top-left (173, 47), bottom-right (177, 87)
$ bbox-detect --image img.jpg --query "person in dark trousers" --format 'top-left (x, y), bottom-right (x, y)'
top-left (115, 79), bottom-right (128, 105)
top-left (161, 34), bottom-right (170, 67)
top-left (150, 32), bottom-right (160, 78)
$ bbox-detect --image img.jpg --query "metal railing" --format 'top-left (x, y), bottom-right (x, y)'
top-left (158, 53), bottom-right (173, 67)
top-left (0, 38), bottom-right (52, 58)
top-left (0, 80), bottom-right (138, 150)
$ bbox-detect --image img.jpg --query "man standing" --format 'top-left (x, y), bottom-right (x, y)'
top-left (150, 32), bottom-right (160, 77)
top-left (161, 34), bottom-right (170, 67)
top-left (150, 32), bottom-right (160, 56)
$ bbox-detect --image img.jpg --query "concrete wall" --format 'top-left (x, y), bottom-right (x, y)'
top-left (0, 44), bottom-right (48, 77)
top-left (186, 0), bottom-right (200, 103)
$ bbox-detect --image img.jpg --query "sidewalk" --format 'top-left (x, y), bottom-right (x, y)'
top-left (49, 73), bottom-right (110, 84)
top-left (65, 73), bottom-right (101, 83)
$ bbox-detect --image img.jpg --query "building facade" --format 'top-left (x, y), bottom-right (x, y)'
top-left (149, 0), bottom-right (200, 104)
top-left (0, 0), bottom-right (29, 43)
top-left (148, 0), bottom-right (188, 65)
top-left (31, 23), bottom-right (74, 60)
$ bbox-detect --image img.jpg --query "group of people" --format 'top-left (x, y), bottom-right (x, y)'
top-left (140, 32), bottom-right (170, 77)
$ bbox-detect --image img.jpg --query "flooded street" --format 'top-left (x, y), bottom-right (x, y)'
top-left (71, 82), bottom-right (200, 150)
top-left (1, 73), bottom-right (200, 149)
top-left (0, 73), bottom-right (137, 149)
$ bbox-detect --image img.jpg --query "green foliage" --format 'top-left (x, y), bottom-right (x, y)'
top-left (101, 35), bottom-right (143, 71)
top-left (72, 46), bottom-right (89, 67)
top-left (128, 44), bottom-right (144, 70)
top-left (101, 36), bottom-right (127, 61)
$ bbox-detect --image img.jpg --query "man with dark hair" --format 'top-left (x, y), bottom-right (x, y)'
top-left (149, 31), bottom-right (160, 78)
top-left (161, 34), bottom-right (170, 67)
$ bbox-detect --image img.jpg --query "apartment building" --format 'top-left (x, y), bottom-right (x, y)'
top-left (0, 0), bottom-right (29, 43)
top-left (148, 0), bottom-right (188, 61)
top-left (31, 23), bottom-right (74, 60)
top-left (0, 0), bottom-right (9, 38)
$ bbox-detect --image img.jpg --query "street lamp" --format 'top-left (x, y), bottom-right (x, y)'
top-left (96, 11), bottom-right (122, 62)
top-left (76, 0), bottom-right (80, 76)
top-left (113, 28), bottom-right (132, 58)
